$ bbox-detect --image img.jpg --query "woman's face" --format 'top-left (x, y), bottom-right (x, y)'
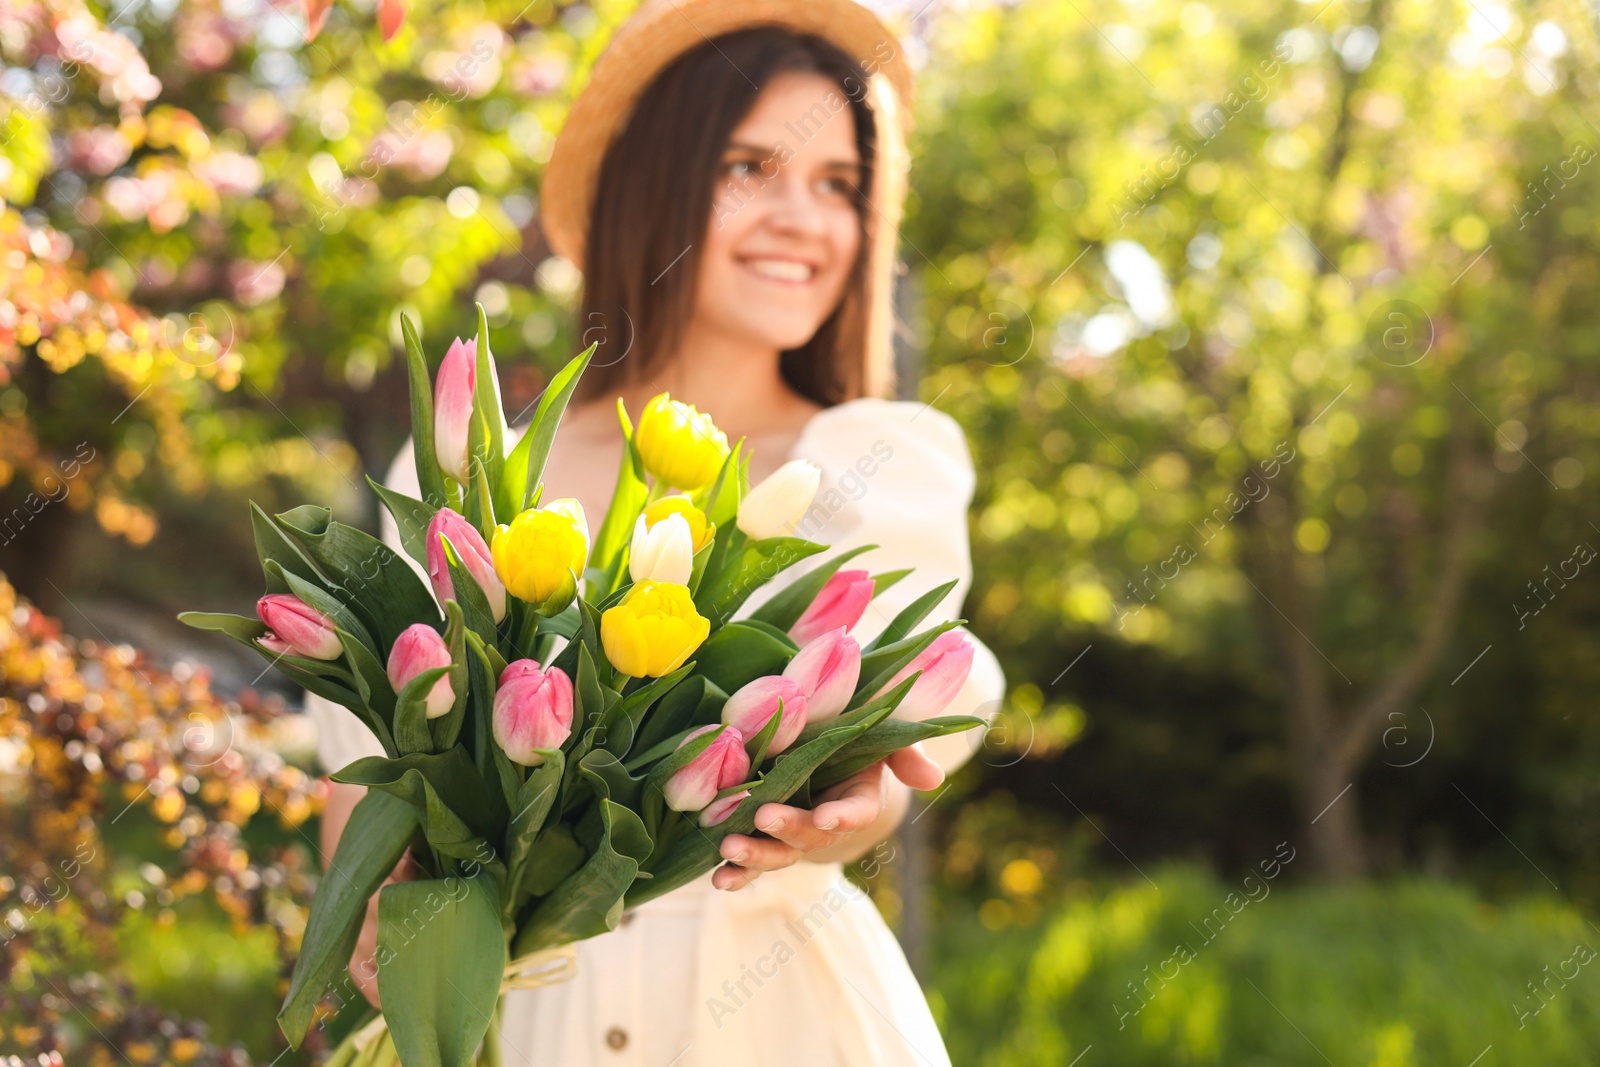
top-left (692, 71), bottom-right (864, 353)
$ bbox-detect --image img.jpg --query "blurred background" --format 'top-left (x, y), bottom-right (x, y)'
top-left (4, 0), bottom-right (1599, 1061)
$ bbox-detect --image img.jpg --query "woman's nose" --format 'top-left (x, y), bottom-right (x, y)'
top-left (761, 175), bottom-right (828, 236)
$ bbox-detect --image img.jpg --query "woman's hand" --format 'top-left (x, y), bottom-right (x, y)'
top-left (711, 743), bottom-right (945, 892)
top-left (348, 850), bottom-right (416, 1010)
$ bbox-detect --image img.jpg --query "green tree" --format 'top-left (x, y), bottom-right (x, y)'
top-left (909, 0), bottom-right (1600, 879)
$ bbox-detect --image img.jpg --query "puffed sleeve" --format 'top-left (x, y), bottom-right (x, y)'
top-left (739, 398), bottom-right (1005, 777)
top-left (302, 442), bottom-right (425, 774)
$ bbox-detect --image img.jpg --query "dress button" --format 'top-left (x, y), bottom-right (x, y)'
top-left (619, 911), bottom-right (635, 927)
top-left (605, 1026), bottom-right (628, 1050)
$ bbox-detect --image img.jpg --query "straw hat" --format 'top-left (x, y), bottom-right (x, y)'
top-left (541, 0), bottom-right (916, 397)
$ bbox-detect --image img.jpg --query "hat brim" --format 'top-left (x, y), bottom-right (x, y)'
top-left (541, 0), bottom-right (915, 271)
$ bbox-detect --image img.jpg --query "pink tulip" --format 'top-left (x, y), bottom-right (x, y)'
top-left (433, 336), bottom-right (477, 484)
top-left (663, 724), bottom-right (750, 813)
top-left (493, 658), bottom-right (574, 766)
top-left (701, 789), bottom-right (751, 828)
top-left (873, 630), bottom-right (974, 720)
top-left (721, 676), bottom-right (808, 756)
top-left (256, 594), bottom-right (342, 660)
top-left (781, 627), bottom-right (861, 723)
top-left (427, 508), bottom-right (507, 622)
top-left (386, 623), bottom-right (455, 719)
top-left (789, 569), bottom-right (874, 646)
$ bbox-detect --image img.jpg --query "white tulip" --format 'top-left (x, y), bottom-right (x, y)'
top-left (736, 459), bottom-right (822, 540)
top-left (629, 511), bottom-right (695, 585)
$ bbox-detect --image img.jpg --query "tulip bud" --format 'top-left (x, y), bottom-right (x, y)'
top-left (873, 630), bottom-right (974, 720)
top-left (701, 789), bottom-right (751, 828)
top-left (781, 626), bottom-right (861, 723)
top-left (663, 724), bottom-right (749, 813)
top-left (427, 508), bottom-right (507, 622)
top-left (643, 496), bottom-right (714, 551)
top-left (721, 675), bottom-right (808, 756)
top-left (600, 580), bottom-right (710, 678)
top-left (737, 459), bottom-right (821, 540)
top-left (491, 498), bottom-right (590, 606)
top-left (635, 393), bottom-right (730, 492)
top-left (386, 623), bottom-right (455, 719)
top-left (629, 511), bottom-right (695, 586)
top-left (493, 659), bottom-right (575, 766)
top-left (789, 569), bottom-right (874, 646)
top-left (433, 337), bottom-right (477, 484)
top-left (256, 594), bottom-right (343, 660)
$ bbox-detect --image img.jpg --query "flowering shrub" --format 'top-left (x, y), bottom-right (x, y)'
top-left (0, 572), bottom-right (326, 1063)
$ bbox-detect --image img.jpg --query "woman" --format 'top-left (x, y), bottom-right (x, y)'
top-left (307, 2), bottom-right (1006, 1064)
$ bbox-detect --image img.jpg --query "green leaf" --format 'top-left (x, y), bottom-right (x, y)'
top-left (437, 532), bottom-right (498, 649)
top-left (333, 749), bottom-right (503, 862)
top-left (392, 664), bottom-right (449, 756)
top-left (270, 508), bottom-right (442, 652)
top-left (809, 714), bottom-right (989, 791)
top-left (691, 621), bottom-right (796, 695)
top-left (177, 611), bottom-right (267, 643)
top-left (333, 627), bottom-right (398, 757)
top-left (401, 314), bottom-right (450, 510)
top-left (466, 303), bottom-right (505, 526)
top-left (278, 790), bottom-right (416, 1047)
top-left (499, 342), bottom-right (595, 520)
top-left (855, 620), bottom-right (964, 705)
top-left (599, 662), bottom-right (693, 759)
top-left (378, 873), bottom-right (506, 1067)
top-left (578, 748), bottom-right (645, 808)
top-left (747, 543), bottom-right (878, 633)
top-left (429, 602), bottom-right (470, 751)
top-left (250, 500), bottom-right (328, 591)
top-left (695, 536), bottom-right (828, 628)
top-left (629, 674), bottom-right (724, 759)
top-left (693, 438), bottom-right (744, 528)
top-left (368, 477), bottom-right (439, 573)
top-left (862, 578), bottom-right (960, 654)
top-left (511, 800), bottom-right (652, 957)
top-left (517, 824), bottom-right (585, 900)
top-left (589, 397), bottom-right (648, 592)
top-left (503, 752), bottom-right (564, 918)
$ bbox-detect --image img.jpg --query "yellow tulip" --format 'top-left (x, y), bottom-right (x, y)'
top-left (642, 495), bottom-right (714, 551)
top-left (635, 392), bottom-right (730, 492)
top-left (601, 580), bottom-right (710, 678)
top-left (491, 498), bottom-right (590, 604)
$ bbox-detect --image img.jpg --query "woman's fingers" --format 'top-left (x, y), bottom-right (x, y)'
top-left (809, 767), bottom-right (888, 835)
top-left (885, 742), bottom-right (945, 792)
top-left (718, 832), bottom-right (801, 872)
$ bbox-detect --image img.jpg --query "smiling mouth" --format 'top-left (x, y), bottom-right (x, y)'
top-left (739, 257), bottom-right (817, 284)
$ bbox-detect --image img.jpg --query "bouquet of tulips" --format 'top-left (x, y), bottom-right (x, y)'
top-left (180, 306), bottom-right (986, 1067)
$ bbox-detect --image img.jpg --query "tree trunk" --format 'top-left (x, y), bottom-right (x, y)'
top-left (1300, 738), bottom-right (1366, 881)
top-left (0, 488), bottom-right (81, 615)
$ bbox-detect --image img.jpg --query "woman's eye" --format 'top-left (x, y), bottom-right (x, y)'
top-left (723, 160), bottom-right (759, 179)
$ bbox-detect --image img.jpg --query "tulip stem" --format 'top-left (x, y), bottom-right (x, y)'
top-left (481, 998), bottom-right (504, 1067)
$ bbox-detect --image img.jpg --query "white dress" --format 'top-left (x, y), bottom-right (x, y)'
top-left (305, 396), bottom-right (1007, 1067)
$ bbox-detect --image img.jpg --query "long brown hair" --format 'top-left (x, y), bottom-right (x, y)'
top-left (573, 28), bottom-right (881, 407)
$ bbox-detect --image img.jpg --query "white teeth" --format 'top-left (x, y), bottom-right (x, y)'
top-left (745, 258), bottom-right (813, 282)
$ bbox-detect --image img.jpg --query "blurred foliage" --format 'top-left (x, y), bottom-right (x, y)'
top-left (0, 572), bottom-right (327, 1062)
top-left (0, 0), bottom-right (646, 609)
top-left (929, 865), bottom-right (1600, 1064)
top-left (907, 0), bottom-right (1600, 884)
